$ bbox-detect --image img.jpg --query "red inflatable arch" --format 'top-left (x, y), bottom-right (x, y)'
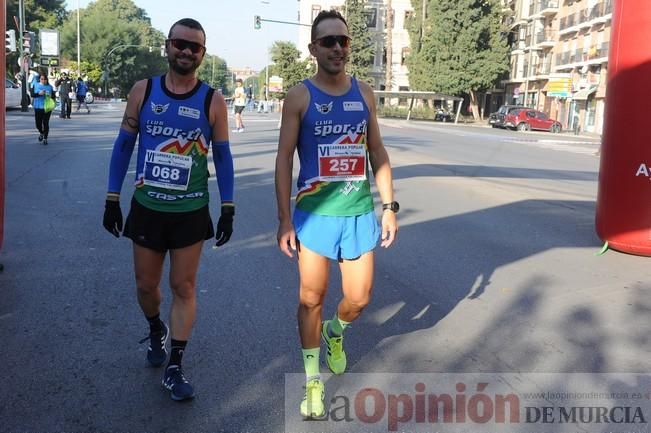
top-left (596, 0), bottom-right (651, 255)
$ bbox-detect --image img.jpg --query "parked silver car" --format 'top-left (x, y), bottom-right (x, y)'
top-left (5, 79), bottom-right (22, 109)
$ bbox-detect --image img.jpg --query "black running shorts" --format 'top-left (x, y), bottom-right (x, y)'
top-left (234, 105), bottom-right (245, 114)
top-left (123, 197), bottom-right (214, 252)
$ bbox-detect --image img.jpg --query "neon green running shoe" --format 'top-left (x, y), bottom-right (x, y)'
top-left (300, 378), bottom-right (326, 419)
top-left (321, 320), bottom-right (347, 375)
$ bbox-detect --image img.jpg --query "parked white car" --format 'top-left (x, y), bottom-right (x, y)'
top-left (5, 79), bottom-right (22, 109)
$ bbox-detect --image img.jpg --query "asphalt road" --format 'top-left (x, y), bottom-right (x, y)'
top-left (1, 104), bottom-right (650, 433)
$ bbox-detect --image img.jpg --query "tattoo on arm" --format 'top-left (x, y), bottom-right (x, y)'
top-left (121, 112), bottom-right (139, 129)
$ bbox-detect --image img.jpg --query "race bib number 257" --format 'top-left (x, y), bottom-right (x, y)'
top-left (318, 143), bottom-right (366, 182)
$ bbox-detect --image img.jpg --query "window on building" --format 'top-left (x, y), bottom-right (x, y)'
top-left (401, 47), bottom-right (411, 66)
top-left (382, 47), bottom-right (387, 66)
top-left (311, 5), bottom-right (321, 23)
top-left (365, 8), bottom-right (378, 28)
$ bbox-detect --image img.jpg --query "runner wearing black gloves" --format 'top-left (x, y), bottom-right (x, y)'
top-left (101, 18), bottom-right (234, 402)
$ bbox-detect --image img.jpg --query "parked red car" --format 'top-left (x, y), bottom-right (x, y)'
top-left (503, 108), bottom-right (562, 133)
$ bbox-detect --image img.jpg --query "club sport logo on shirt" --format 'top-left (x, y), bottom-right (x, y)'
top-left (151, 102), bottom-right (170, 115)
top-left (343, 101), bottom-right (364, 111)
top-left (314, 101), bottom-right (333, 115)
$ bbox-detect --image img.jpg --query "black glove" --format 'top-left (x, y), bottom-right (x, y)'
top-left (103, 200), bottom-right (123, 238)
top-left (215, 206), bottom-right (234, 247)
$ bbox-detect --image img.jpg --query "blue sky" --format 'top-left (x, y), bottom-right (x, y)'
top-left (65, 0), bottom-right (300, 70)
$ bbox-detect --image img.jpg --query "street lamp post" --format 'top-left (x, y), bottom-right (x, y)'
top-left (76, 0), bottom-right (81, 76)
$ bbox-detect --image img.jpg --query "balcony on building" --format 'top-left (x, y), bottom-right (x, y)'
top-left (571, 49), bottom-right (584, 64)
top-left (590, 0), bottom-right (613, 24)
top-left (534, 30), bottom-right (556, 49)
top-left (510, 37), bottom-right (526, 54)
top-left (535, 60), bottom-right (553, 78)
top-left (585, 42), bottom-right (610, 65)
top-left (507, 15), bottom-right (528, 31)
top-left (553, 51), bottom-right (573, 71)
top-left (558, 13), bottom-right (579, 35)
top-left (530, 0), bottom-right (559, 20)
top-left (559, 1), bottom-right (613, 36)
top-left (577, 8), bottom-right (593, 30)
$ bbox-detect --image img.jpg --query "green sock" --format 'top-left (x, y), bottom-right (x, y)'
top-left (302, 348), bottom-right (320, 380)
top-left (328, 313), bottom-right (350, 337)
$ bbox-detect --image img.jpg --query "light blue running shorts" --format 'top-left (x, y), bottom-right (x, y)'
top-left (293, 208), bottom-right (381, 260)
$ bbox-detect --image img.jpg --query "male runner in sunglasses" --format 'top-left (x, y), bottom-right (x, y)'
top-left (275, 9), bottom-right (398, 418)
top-left (103, 18), bottom-right (234, 401)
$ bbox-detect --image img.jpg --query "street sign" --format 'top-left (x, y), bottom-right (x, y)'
top-left (39, 29), bottom-right (59, 57)
top-left (269, 75), bottom-right (283, 92)
top-left (547, 73), bottom-right (572, 98)
top-left (40, 57), bottom-right (59, 66)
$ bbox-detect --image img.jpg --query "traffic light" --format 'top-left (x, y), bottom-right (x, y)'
top-left (254, 15), bottom-right (261, 30)
top-left (22, 31), bottom-right (35, 53)
top-left (5, 29), bottom-right (16, 52)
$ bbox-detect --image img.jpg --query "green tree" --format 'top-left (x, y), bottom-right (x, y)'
top-left (407, 0), bottom-right (509, 118)
top-left (344, 0), bottom-right (374, 82)
top-left (196, 54), bottom-right (230, 93)
top-left (269, 41), bottom-right (314, 98)
top-left (67, 59), bottom-right (103, 85)
top-left (58, 0), bottom-right (166, 97)
top-left (6, 0), bottom-right (67, 30)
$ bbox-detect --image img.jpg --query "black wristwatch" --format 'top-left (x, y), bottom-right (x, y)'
top-left (382, 201), bottom-right (400, 213)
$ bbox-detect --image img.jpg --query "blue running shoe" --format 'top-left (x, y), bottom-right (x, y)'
top-left (139, 322), bottom-right (169, 367)
top-left (162, 365), bottom-right (195, 401)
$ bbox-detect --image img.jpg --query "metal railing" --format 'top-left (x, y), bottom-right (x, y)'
top-left (534, 30), bottom-right (556, 45)
top-left (536, 60), bottom-right (552, 75)
top-left (559, 1), bottom-right (612, 31)
top-left (529, 0), bottom-right (559, 16)
top-left (554, 43), bottom-right (609, 66)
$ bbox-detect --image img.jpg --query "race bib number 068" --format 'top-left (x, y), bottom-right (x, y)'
top-left (143, 150), bottom-right (192, 191)
top-left (318, 143), bottom-right (366, 182)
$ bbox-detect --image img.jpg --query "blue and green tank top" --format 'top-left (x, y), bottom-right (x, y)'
top-left (295, 77), bottom-right (373, 216)
top-left (133, 75), bottom-right (214, 212)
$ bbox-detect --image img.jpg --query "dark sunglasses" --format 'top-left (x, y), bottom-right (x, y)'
top-left (312, 35), bottom-right (351, 48)
top-left (167, 38), bottom-right (205, 54)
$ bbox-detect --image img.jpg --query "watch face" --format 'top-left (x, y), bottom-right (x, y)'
top-left (384, 201), bottom-right (399, 212)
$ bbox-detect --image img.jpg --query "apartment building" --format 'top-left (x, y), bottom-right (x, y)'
top-left (297, 0), bottom-right (413, 91)
top-left (501, 0), bottom-right (612, 133)
top-left (228, 66), bottom-right (259, 82)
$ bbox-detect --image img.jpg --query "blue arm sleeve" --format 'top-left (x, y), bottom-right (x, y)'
top-left (107, 129), bottom-right (137, 193)
top-left (211, 140), bottom-right (234, 203)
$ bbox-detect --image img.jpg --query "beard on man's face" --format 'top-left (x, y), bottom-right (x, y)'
top-left (168, 53), bottom-right (201, 75)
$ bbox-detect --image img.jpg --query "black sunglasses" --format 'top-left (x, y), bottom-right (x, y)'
top-left (312, 35), bottom-right (351, 48)
top-left (167, 38), bottom-right (205, 54)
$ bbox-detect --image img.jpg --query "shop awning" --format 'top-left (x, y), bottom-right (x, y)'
top-left (572, 86), bottom-right (597, 100)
